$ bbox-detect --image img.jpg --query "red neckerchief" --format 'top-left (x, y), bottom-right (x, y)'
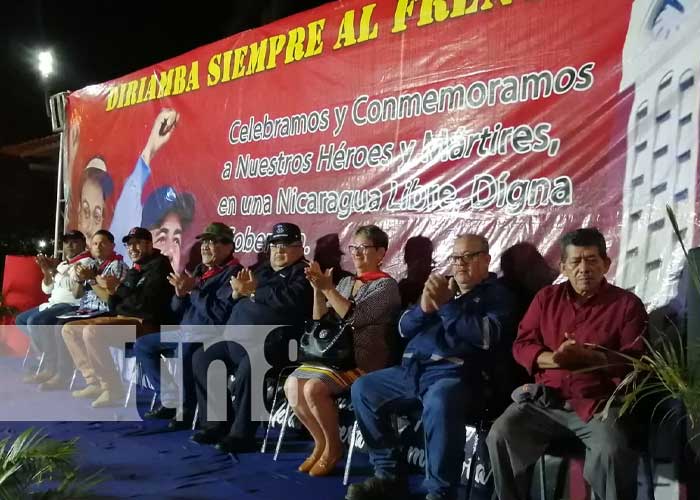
top-left (67, 250), bottom-right (91, 265)
top-left (357, 271), bottom-right (392, 283)
top-left (198, 256), bottom-right (240, 285)
top-left (97, 253), bottom-right (123, 274)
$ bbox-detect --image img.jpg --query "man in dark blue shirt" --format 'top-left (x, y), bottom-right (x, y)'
top-left (134, 222), bottom-right (241, 429)
top-left (190, 222), bottom-right (313, 453)
top-left (347, 234), bottom-right (517, 500)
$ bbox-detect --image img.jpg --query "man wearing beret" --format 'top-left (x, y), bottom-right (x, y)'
top-left (135, 222), bottom-right (242, 429)
top-left (62, 227), bottom-right (174, 407)
top-left (191, 222), bottom-right (313, 453)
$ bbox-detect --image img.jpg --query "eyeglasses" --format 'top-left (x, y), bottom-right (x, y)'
top-left (79, 201), bottom-right (103, 226)
top-left (348, 244), bottom-right (377, 254)
top-left (448, 251), bottom-right (485, 265)
top-left (270, 242), bottom-right (303, 251)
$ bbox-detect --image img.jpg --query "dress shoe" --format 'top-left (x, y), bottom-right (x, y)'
top-left (167, 411), bottom-right (196, 430)
top-left (345, 476), bottom-right (408, 500)
top-left (91, 389), bottom-right (126, 408)
top-left (308, 453), bottom-right (343, 477)
top-left (190, 428), bottom-right (224, 445)
top-left (214, 435), bottom-right (257, 454)
top-left (71, 384), bottom-right (103, 399)
top-left (143, 405), bottom-right (177, 420)
top-left (298, 448), bottom-right (323, 473)
top-left (23, 371), bottom-right (54, 384)
top-left (39, 374), bottom-right (70, 391)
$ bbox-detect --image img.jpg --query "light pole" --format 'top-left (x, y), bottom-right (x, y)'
top-left (36, 49), bottom-right (54, 118)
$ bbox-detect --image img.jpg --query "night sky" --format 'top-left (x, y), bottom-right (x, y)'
top-left (0, 0), bottom-right (327, 264)
top-left (1, 0), bottom-right (327, 146)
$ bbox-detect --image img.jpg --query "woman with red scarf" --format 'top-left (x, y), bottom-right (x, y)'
top-left (284, 225), bottom-right (401, 477)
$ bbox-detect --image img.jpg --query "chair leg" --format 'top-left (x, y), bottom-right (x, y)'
top-left (34, 352), bottom-right (46, 375)
top-left (192, 403), bottom-right (199, 431)
top-left (643, 452), bottom-right (655, 500)
top-left (22, 344), bottom-right (31, 368)
top-left (464, 425), bottom-right (480, 498)
top-left (150, 391), bottom-right (158, 411)
top-left (273, 402), bottom-right (292, 462)
top-left (343, 420), bottom-right (359, 486)
top-left (124, 361), bottom-right (139, 408)
top-left (539, 455), bottom-right (546, 500)
top-left (69, 368), bottom-right (78, 391)
top-left (262, 369), bottom-right (287, 454)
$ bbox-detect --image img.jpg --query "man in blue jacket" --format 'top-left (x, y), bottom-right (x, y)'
top-left (347, 234), bottom-right (517, 500)
top-left (190, 222), bottom-right (313, 453)
top-left (134, 222), bottom-right (241, 429)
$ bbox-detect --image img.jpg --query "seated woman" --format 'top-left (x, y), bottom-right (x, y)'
top-left (284, 224), bottom-right (401, 477)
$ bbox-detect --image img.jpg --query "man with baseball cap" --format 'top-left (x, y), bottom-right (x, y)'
top-left (62, 227), bottom-right (174, 408)
top-left (16, 230), bottom-right (91, 387)
top-left (134, 222), bottom-right (242, 429)
top-left (190, 222), bottom-right (313, 453)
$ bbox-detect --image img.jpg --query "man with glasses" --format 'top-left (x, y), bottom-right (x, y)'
top-left (134, 222), bottom-right (241, 429)
top-left (347, 234), bottom-right (517, 500)
top-left (190, 222), bottom-right (313, 453)
top-left (487, 228), bottom-right (648, 500)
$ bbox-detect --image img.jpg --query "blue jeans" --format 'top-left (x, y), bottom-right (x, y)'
top-left (15, 303), bottom-right (78, 378)
top-left (351, 362), bottom-right (471, 500)
top-left (134, 332), bottom-right (200, 414)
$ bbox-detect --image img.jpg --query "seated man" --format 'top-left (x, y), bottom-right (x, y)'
top-left (135, 222), bottom-right (242, 428)
top-left (62, 227), bottom-right (174, 407)
top-left (347, 234), bottom-right (517, 500)
top-left (16, 230), bottom-right (91, 386)
top-left (487, 228), bottom-right (648, 500)
top-left (191, 222), bottom-right (313, 453)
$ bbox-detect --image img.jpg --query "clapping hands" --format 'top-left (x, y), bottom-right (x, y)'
top-left (304, 261), bottom-right (334, 291)
top-left (420, 274), bottom-right (453, 314)
top-left (168, 271), bottom-right (196, 297)
top-left (230, 268), bottom-right (256, 299)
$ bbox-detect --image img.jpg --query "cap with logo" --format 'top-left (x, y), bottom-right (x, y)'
top-left (141, 185), bottom-right (195, 231)
top-left (122, 227), bottom-right (153, 244)
top-left (195, 222), bottom-right (234, 243)
top-left (268, 222), bottom-right (302, 244)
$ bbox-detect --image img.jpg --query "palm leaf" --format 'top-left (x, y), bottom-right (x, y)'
top-left (0, 428), bottom-right (102, 499)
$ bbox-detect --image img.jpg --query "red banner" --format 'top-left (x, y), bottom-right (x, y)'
top-left (65, 0), bottom-right (700, 310)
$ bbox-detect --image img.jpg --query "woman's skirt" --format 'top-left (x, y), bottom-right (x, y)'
top-left (290, 363), bottom-right (365, 395)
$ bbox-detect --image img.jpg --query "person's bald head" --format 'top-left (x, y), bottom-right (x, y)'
top-left (449, 234), bottom-right (491, 292)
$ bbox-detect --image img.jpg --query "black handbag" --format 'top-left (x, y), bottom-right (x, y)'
top-left (299, 310), bottom-right (355, 370)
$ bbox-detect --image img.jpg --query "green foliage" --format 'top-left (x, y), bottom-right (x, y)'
top-left (0, 428), bottom-right (102, 500)
top-left (601, 205), bottom-right (700, 444)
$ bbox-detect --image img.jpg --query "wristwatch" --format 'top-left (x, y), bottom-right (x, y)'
top-left (249, 292), bottom-right (256, 302)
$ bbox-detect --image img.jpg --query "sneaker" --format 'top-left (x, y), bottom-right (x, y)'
top-left (39, 374), bottom-right (70, 391)
top-left (23, 371), bottom-right (54, 384)
top-left (346, 476), bottom-right (408, 500)
top-left (91, 390), bottom-right (126, 408)
top-left (71, 384), bottom-right (103, 399)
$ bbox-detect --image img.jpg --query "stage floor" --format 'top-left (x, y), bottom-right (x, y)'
top-left (0, 356), bottom-right (431, 500)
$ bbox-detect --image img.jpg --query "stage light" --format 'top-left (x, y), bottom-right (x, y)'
top-left (37, 50), bottom-right (54, 79)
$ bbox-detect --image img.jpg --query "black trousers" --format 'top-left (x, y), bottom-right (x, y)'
top-left (192, 340), bottom-right (257, 440)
